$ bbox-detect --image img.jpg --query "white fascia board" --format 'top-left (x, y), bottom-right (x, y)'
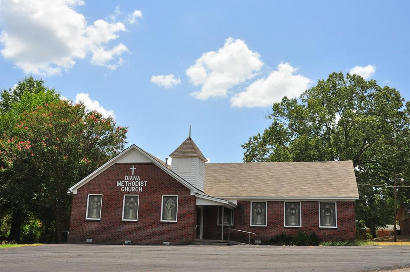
top-left (215, 196), bottom-right (359, 201)
top-left (67, 144), bottom-right (202, 195)
top-left (195, 193), bottom-right (237, 208)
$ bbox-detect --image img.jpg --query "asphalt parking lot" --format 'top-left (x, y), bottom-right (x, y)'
top-left (0, 244), bottom-right (409, 272)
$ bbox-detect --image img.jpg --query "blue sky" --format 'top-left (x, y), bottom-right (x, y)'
top-left (1, 0), bottom-right (409, 163)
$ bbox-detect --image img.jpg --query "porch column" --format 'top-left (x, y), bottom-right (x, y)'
top-left (200, 206), bottom-right (204, 240)
top-left (221, 206), bottom-right (224, 240)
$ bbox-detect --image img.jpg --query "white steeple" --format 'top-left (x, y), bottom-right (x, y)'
top-left (169, 130), bottom-right (206, 191)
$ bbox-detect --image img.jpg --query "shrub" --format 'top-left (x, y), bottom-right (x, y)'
top-left (356, 219), bottom-right (367, 239)
top-left (309, 232), bottom-right (320, 246)
top-left (365, 232), bottom-right (373, 240)
top-left (21, 217), bottom-right (42, 243)
top-left (269, 232), bottom-right (320, 246)
top-left (320, 240), bottom-right (359, 246)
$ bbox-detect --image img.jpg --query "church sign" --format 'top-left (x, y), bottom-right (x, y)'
top-left (116, 165), bottom-right (148, 192)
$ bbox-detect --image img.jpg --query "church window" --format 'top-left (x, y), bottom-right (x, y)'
top-left (284, 202), bottom-right (301, 227)
top-left (251, 202), bottom-right (267, 226)
top-left (161, 195), bottom-right (178, 222)
top-left (122, 195), bottom-right (139, 221)
top-left (86, 194), bottom-right (102, 220)
top-left (319, 202), bottom-right (337, 228)
top-left (217, 207), bottom-right (233, 226)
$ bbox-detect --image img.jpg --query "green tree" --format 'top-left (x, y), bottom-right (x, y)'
top-left (0, 77), bottom-right (128, 242)
top-left (242, 72), bottom-right (409, 237)
top-left (0, 77), bottom-right (60, 242)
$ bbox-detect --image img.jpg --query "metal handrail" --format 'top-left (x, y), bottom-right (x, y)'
top-left (226, 228), bottom-right (256, 244)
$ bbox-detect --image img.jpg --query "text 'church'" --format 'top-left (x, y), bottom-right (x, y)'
top-left (67, 136), bottom-right (359, 244)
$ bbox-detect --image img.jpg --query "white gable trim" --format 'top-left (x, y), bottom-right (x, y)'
top-left (67, 144), bottom-right (201, 195)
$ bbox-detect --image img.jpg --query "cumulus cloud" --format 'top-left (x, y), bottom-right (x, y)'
top-left (349, 65), bottom-right (375, 79)
top-left (75, 93), bottom-right (115, 119)
top-left (231, 63), bottom-right (311, 108)
top-left (127, 9), bottom-right (143, 24)
top-left (90, 43), bottom-right (128, 70)
top-left (186, 37), bottom-right (263, 100)
top-left (151, 74), bottom-right (181, 88)
top-left (0, 0), bottom-right (131, 75)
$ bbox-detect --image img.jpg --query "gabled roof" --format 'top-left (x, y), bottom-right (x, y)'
top-left (169, 137), bottom-right (207, 162)
top-left (204, 161), bottom-right (359, 200)
top-left (67, 144), bottom-right (200, 194)
top-left (67, 144), bottom-right (236, 208)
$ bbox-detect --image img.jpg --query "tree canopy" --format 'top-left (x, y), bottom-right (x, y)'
top-left (0, 77), bottom-right (127, 242)
top-left (242, 72), bottom-right (409, 236)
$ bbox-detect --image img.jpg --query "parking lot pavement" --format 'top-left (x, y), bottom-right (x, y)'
top-left (0, 244), bottom-right (409, 272)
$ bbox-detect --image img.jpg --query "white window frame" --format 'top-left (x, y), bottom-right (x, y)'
top-left (217, 207), bottom-right (234, 226)
top-left (85, 194), bottom-right (102, 220)
top-left (250, 201), bottom-right (267, 227)
top-left (319, 201), bottom-right (338, 228)
top-left (160, 195), bottom-right (178, 223)
top-left (122, 194), bottom-right (139, 222)
top-left (283, 201), bottom-right (302, 227)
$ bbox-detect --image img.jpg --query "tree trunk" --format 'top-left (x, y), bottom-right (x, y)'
top-left (370, 227), bottom-right (377, 238)
top-left (55, 207), bottom-right (62, 243)
top-left (8, 209), bottom-right (23, 242)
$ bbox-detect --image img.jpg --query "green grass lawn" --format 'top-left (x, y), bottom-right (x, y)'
top-left (0, 243), bottom-right (42, 249)
top-left (319, 240), bottom-right (410, 246)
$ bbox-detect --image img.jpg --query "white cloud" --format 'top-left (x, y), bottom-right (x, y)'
top-left (127, 9), bottom-right (143, 24)
top-left (75, 93), bottom-right (115, 119)
top-left (231, 63), bottom-right (311, 108)
top-left (0, 0), bottom-right (130, 75)
top-left (186, 37), bottom-right (263, 100)
top-left (151, 74), bottom-right (181, 88)
top-left (90, 43), bottom-right (128, 70)
top-left (349, 65), bottom-right (375, 79)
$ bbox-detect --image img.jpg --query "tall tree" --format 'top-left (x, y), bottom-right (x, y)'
top-left (242, 72), bottom-right (409, 236)
top-left (0, 77), bottom-right (60, 241)
top-left (0, 78), bottom-right (128, 242)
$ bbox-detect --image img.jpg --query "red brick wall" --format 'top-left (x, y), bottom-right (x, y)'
top-left (203, 201), bottom-right (356, 242)
top-left (68, 163), bottom-right (196, 245)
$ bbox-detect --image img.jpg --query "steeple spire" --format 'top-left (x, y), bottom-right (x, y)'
top-left (189, 125), bottom-right (191, 138)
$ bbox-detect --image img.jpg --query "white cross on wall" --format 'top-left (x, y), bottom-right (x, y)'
top-left (130, 165), bottom-right (136, 175)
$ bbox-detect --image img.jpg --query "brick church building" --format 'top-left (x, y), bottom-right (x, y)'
top-left (67, 136), bottom-right (359, 244)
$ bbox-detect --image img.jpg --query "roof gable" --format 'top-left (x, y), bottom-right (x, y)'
top-left (67, 144), bottom-right (236, 207)
top-left (169, 137), bottom-right (207, 162)
top-left (68, 144), bottom-right (200, 195)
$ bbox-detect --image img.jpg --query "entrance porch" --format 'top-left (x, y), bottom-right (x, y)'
top-left (195, 196), bottom-right (248, 242)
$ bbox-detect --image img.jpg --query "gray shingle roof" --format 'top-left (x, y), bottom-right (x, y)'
top-left (204, 161), bottom-right (359, 199)
top-left (169, 137), bottom-right (207, 162)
